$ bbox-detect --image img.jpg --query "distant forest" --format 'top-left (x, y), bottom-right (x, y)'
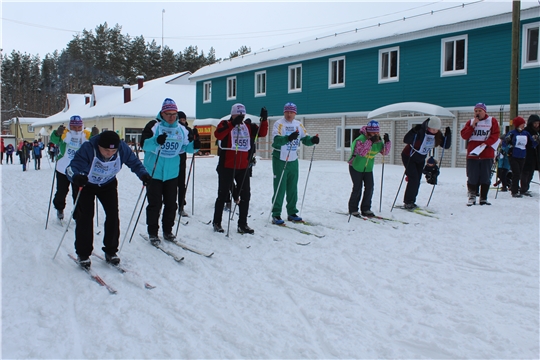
top-left (1, 22), bottom-right (250, 125)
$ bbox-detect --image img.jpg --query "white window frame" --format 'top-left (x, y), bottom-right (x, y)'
top-left (441, 34), bottom-right (468, 77)
top-left (336, 126), bottom-right (362, 151)
top-left (27, 125), bottom-right (34, 133)
top-left (203, 81), bottom-right (212, 103)
top-left (522, 22), bottom-right (540, 69)
top-left (378, 46), bottom-right (400, 83)
top-left (288, 64), bottom-right (302, 93)
top-left (254, 71), bottom-right (266, 97)
top-left (328, 56), bottom-right (346, 89)
top-left (227, 76), bottom-right (237, 100)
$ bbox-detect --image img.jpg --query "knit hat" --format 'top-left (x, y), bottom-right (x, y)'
top-left (231, 103), bottom-right (246, 115)
top-left (512, 116), bottom-right (526, 129)
top-left (69, 115), bottom-right (83, 127)
top-left (427, 116), bottom-right (441, 130)
top-left (528, 114), bottom-right (540, 124)
top-left (161, 98), bottom-right (178, 113)
top-left (474, 103), bottom-right (487, 112)
top-left (284, 102), bottom-right (297, 113)
top-left (366, 120), bottom-right (380, 133)
top-left (427, 156), bottom-right (437, 165)
top-left (98, 131), bottom-right (120, 149)
top-left (177, 111), bottom-right (187, 120)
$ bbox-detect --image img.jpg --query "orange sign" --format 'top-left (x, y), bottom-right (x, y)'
top-left (196, 126), bottom-right (212, 135)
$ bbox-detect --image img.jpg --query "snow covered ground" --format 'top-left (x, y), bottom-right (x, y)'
top-left (1, 154), bottom-right (539, 359)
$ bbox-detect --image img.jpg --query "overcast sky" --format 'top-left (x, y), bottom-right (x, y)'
top-left (1, 0), bottom-right (516, 61)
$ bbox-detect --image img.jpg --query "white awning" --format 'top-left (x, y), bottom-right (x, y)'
top-left (368, 102), bottom-right (455, 120)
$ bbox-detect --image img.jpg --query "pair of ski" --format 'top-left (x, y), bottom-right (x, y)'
top-left (335, 212), bottom-right (410, 225)
top-left (140, 233), bottom-right (214, 259)
top-left (68, 253), bottom-right (155, 294)
top-left (395, 206), bottom-right (439, 219)
top-left (274, 220), bottom-right (326, 243)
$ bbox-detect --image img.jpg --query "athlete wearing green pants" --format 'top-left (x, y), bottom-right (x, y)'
top-left (271, 102), bottom-right (319, 224)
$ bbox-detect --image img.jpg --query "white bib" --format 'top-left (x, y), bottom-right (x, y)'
top-left (57, 132), bottom-right (86, 174)
top-left (220, 124), bottom-right (250, 152)
top-left (417, 133), bottom-right (435, 155)
top-left (88, 153), bottom-right (122, 185)
top-left (155, 124), bottom-right (184, 158)
top-left (469, 117), bottom-right (493, 142)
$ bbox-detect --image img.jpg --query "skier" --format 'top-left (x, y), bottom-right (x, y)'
top-left (32, 139), bottom-right (44, 170)
top-left (271, 102), bottom-right (319, 224)
top-left (66, 131), bottom-right (151, 269)
top-left (5, 143), bottom-right (14, 164)
top-left (460, 103), bottom-right (500, 206)
top-left (212, 103), bottom-right (268, 234)
top-left (141, 98), bottom-right (198, 245)
top-left (401, 116), bottom-right (451, 209)
top-left (347, 120), bottom-right (391, 217)
top-left (50, 116), bottom-right (92, 220)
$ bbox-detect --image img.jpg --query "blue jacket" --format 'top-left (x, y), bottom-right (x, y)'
top-left (504, 129), bottom-right (538, 159)
top-left (66, 135), bottom-right (149, 186)
top-left (142, 113), bottom-right (195, 181)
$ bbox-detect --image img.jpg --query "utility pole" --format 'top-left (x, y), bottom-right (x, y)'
top-left (161, 9), bottom-right (165, 56)
top-left (509, 0), bottom-right (520, 126)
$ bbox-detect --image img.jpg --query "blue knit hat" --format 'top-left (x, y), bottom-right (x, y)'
top-left (284, 102), bottom-right (297, 114)
top-left (366, 120), bottom-right (380, 133)
top-left (69, 115), bottom-right (83, 127)
top-left (161, 98), bottom-right (178, 112)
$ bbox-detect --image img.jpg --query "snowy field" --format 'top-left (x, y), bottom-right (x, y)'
top-left (1, 153), bottom-right (539, 359)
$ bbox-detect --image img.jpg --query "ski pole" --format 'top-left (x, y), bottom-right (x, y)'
top-left (53, 186), bottom-right (83, 260)
top-left (266, 146), bottom-right (293, 225)
top-left (175, 153), bottom-right (195, 236)
top-left (299, 141), bottom-right (317, 218)
top-left (379, 154), bottom-right (385, 213)
top-left (226, 126), bottom-right (241, 237)
top-left (96, 197), bottom-right (99, 228)
top-left (191, 150), bottom-right (195, 216)
top-left (119, 184), bottom-right (146, 252)
top-left (45, 160), bottom-right (58, 229)
top-left (426, 135), bottom-right (448, 207)
top-left (391, 134), bottom-right (417, 212)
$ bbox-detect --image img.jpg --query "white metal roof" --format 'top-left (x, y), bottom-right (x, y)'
top-left (368, 102), bottom-right (456, 120)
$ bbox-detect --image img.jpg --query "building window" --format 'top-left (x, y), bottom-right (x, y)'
top-left (441, 35), bottom-right (467, 76)
top-left (255, 71), bottom-right (266, 97)
top-left (227, 77), bottom-right (236, 100)
top-left (27, 125), bottom-right (34, 133)
top-left (522, 22), bottom-right (540, 68)
top-left (336, 127), bottom-right (361, 150)
top-left (203, 81), bottom-right (212, 103)
top-left (329, 56), bottom-right (345, 88)
top-left (288, 64), bottom-right (302, 93)
top-left (379, 47), bottom-right (399, 83)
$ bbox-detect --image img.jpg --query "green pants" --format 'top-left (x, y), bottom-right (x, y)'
top-left (272, 156), bottom-right (299, 217)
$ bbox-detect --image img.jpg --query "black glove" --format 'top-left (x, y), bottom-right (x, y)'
top-left (383, 133), bottom-right (390, 143)
top-left (413, 124), bottom-right (422, 133)
top-left (231, 115), bottom-right (244, 126)
top-left (57, 125), bottom-right (65, 135)
top-left (244, 118), bottom-right (252, 125)
top-left (140, 173), bottom-right (152, 186)
top-left (193, 139), bottom-right (201, 149)
top-left (288, 131), bottom-right (300, 142)
top-left (156, 133), bottom-right (167, 145)
top-left (260, 107), bottom-right (268, 121)
top-left (369, 135), bottom-right (380, 143)
top-left (444, 126), bottom-right (451, 138)
top-left (91, 126), bottom-right (100, 137)
top-left (311, 135), bottom-right (320, 145)
top-left (73, 174), bottom-right (88, 187)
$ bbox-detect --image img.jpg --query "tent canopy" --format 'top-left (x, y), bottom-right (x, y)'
top-left (368, 102), bottom-right (455, 120)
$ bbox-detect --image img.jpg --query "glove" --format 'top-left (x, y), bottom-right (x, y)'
top-left (57, 125), bottom-right (65, 135)
top-left (91, 126), bottom-right (100, 137)
top-left (140, 173), bottom-right (152, 186)
top-left (444, 126), bottom-right (451, 138)
top-left (311, 135), bottom-right (320, 145)
top-left (244, 118), bottom-right (252, 125)
top-left (383, 133), bottom-right (390, 143)
top-left (369, 135), bottom-right (380, 143)
top-left (156, 133), bottom-right (167, 145)
top-left (193, 139), bottom-right (201, 149)
top-left (73, 174), bottom-right (88, 187)
top-left (413, 124), bottom-right (422, 133)
top-left (288, 131), bottom-right (300, 142)
top-left (260, 107), bottom-right (268, 121)
top-left (231, 115), bottom-right (244, 126)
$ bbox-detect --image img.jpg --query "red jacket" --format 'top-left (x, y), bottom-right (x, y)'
top-left (461, 116), bottom-right (500, 159)
top-left (215, 119), bottom-right (268, 169)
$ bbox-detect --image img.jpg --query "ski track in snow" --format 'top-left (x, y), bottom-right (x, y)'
top-left (1, 155), bottom-right (539, 358)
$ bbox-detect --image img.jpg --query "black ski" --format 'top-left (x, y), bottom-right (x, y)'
top-left (139, 234), bottom-right (185, 262)
top-left (91, 253), bottom-right (155, 289)
top-left (68, 254), bottom-right (117, 294)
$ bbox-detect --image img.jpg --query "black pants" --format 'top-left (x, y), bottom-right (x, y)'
top-left (510, 157), bottom-right (526, 195)
top-left (177, 152), bottom-right (188, 212)
top-left (402, 153), bottom-right (424, 205)
top-left (34, 157), bottom-right (41, 169)
top-left (348, 167), bottom-right (374, 213)
top-left (213, 167), bottom-right (250, 226)
top-left (75, 179), bottom-right (120, 259)
top-left (146, 177), bottom-right (178, 236)
top-left (6, 154), bottom-right (12, 164)
top-left (53, 171), bottom-right (79, 211)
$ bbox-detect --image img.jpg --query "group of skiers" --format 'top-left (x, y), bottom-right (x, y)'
top-left (44, 99), bottom-right (538, 270)
top-left (2, 138), bottom-right (46, 171)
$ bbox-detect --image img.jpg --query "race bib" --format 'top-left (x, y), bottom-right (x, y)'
top-left (88, 154), bottom-right (122, 185)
